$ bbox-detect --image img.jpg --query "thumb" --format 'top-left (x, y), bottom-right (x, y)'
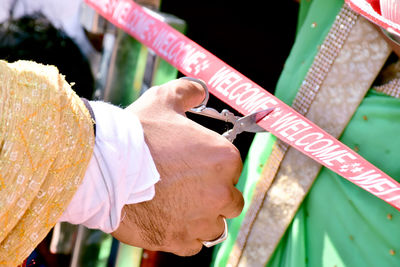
top-left (162, 77), bottom-right (208, 113)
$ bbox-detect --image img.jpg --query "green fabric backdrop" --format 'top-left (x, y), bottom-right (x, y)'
top-left (212, 0), bottom-right (400, 266)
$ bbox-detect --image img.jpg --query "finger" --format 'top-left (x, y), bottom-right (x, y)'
top-left (225, 145), bottom-right (243, 185)
top-left (179, 77), bottom-right (209, 109)
top-left (221, 186), bottom-right (245, 219)
top-left (197, 215), bottom-right (226, 242)
top-left (160, 78), bottom-right (207, 113)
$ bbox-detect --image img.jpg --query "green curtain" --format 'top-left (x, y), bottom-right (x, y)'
top-left (212, 0), bottom-right (400, 266)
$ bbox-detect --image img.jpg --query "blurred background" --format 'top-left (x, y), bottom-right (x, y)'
top-left (0, 0), bottom-right (298, 266)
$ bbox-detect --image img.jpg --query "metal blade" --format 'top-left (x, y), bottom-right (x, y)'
top-left (189, 107), bottom-right (239, 123)
top-left (237, 108), bottom-right (274, 133)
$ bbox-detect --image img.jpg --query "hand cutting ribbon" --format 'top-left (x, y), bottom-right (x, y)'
top-left (85, 0), bottom-right (400, 212)
top-left (182, 77), bottom-right (274, 142)
top-left (114, 78), bottom-right (244, 255)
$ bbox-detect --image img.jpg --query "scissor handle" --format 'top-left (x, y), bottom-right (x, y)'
top-left (222, 129), bottom-right (237, 143)
top-left (180, 77), bottom-right (209, 112)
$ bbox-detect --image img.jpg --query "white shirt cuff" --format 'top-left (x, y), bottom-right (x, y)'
top-left (59, 101), bottom-right (160, 233)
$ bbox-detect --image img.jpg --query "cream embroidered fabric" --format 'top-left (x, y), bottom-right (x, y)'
top-left (228, 10), bottom-right (392, 267)
top-left (229, 7), bottom-right (359, 265)
top-left (375, 78), bottom-right (400, 98)
top-left (0, 60), bottom-right (94, 266)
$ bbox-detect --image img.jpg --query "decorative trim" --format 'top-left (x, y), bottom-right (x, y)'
top-left (375, 78), bottom-right (400, 98)
top-left (232, 11), bottom-right (391, 267)
top-left (291, 5), bottom-right (358, 115)
top-left (236, 13), bottom-right (390, 265)
top-left (227, 5), bottom-right (359, 267)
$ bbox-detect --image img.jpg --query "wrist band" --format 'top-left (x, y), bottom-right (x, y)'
top-left (81, 98), bottom-right (96, 136)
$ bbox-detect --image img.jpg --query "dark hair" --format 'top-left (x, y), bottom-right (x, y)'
top-left (0, 12), bottom-right (94, 99)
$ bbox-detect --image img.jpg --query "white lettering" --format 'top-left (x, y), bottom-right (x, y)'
top-left (375, 188), bottom-right (400, 195)
top-left (295, 132), bottom-right (323, 146)
top-left (349, 170), bottom-right (381, 182)
top-left (209, 67), bottom-right (231, 87)
top-left (182, 48), bottom-right (206, 74)
top-left (228, 83), bottom-right (252, 100)
top-left (271, 113), bottom-right (299, 131)
top-left (304, 139), bottom-right (334, 152)
top-left (168, 41), bottom-right (186, 64)
top-left (137, 18), bottom-right (155, 41)
top-left (387, 195), bottom-right (400, 202)
top-left (159, 32), bottom-right (177, 57)
top-left (114, 2), bottom-right (131, 24)
top-left (236, 88), bottom-right (259, 105)
top-left (364, 179), bottom-right (396, 192)
top-left (241, 94), bottom-right (275, 112)
top-left (124, 9), bottom-right (141, 30)
top-left (96, 0), bottom-right (118, 13)
top-left (278, 120), bottom-right (310, 142)
top-left (215, 73), bottom-right (242, 96)
top-left (207, 70), bottom-right (242, 96)
top-left (322, 152), bottom-right (356, 166)
top-left (249, 97), bottom-right (278, 113)
top-left (153, 29), bottom-right (168, 52)
top-left (312, 144), bottom-right (342, 156)
top-left (122, 8), bottom-right (156, 42)
top-left (287, 126), bottom-right (312, 142)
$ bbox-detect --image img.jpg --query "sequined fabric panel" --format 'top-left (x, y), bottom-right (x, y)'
top-left (0, 61), bottom-right (94, 266)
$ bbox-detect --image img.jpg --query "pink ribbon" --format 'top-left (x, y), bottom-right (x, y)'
top-left (85, 0), bottom-right (400, 210)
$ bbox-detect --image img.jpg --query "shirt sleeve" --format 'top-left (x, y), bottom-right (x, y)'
top-left (59, 101), bottom-right (160, 233)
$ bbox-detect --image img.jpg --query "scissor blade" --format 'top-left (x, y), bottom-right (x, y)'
top-left (238, 108), bottom-right (274, 133)
top-left (254, 108), bottom-right (274, 123)
top-left (189, 107), bottom-right (240, 123)
top-left (189, 107), bottom-right (227, 121)
top-left (244, 124), bottom-right (267, 133)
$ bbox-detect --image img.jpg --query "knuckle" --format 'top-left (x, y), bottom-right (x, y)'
top-left (213, 143), bottom-right (243, 184)
top-left (148, 84), bottom-right (166, 101)
top-left (175, 243), bottom-right (203, 257)
top-left (215, 142), bottom-right (242, 167)
top-left (214, 185), bottom-right (235, 208)
top-left (226, 146), bottom-right (242, 164)
top-left (233, 192), bottom-right (245, 217)
top-left (215, 186), bottom-right (243, 214)
top-left (222, 188), bottom-right (244, 218)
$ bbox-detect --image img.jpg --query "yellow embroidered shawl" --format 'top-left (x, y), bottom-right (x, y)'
top-left (0, 60), bottom-right (95, 266)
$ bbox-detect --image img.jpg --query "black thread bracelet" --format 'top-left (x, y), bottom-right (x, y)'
top-left (81, 98), bottom-right (96, 137)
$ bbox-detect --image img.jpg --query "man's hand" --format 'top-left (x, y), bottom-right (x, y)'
top-left (111, 79), bottom-right (244, 256)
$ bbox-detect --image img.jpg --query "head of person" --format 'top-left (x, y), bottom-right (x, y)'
top-left (0, 12), bottom-right (94, 99)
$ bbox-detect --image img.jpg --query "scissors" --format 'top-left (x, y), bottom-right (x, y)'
top-left (182, 77), bottom-right (274, 142)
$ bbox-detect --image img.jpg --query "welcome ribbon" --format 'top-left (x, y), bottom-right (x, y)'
top-left (85, 0), bottom-right (400, 211)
